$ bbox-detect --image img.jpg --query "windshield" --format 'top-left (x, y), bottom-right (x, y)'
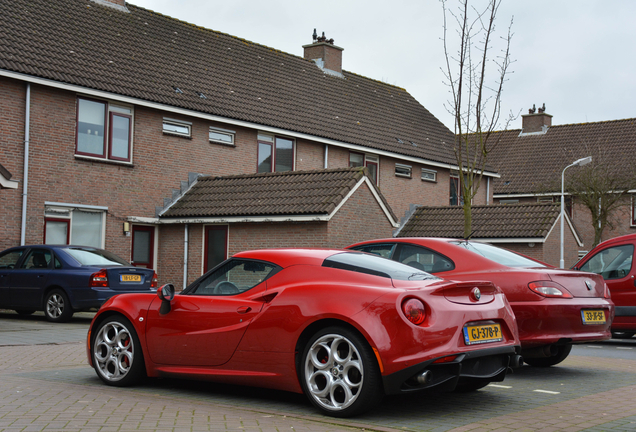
top-left (63, 247), bottom-right (130, 266)
top-left (323, 251), bottom-right (439, 281)
top-left (450, 241), bottom-right (546, 268)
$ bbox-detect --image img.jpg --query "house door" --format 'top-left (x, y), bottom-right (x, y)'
top-left (131, 225), bottom-right (155, 268)
top-left (204, 225), bottom-right (228, 272)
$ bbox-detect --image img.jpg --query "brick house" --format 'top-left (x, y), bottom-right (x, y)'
top-left (0, 0), bottom-right (496, 287)
top-left (395, 203), bottom-right (583, 266)
top-left (487, 107), bottom-right (636, 265)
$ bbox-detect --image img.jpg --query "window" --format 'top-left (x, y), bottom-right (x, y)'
top-left (632, 195), bottom-right (636, 226)
top-left (451, 241), bottom-right (547, 268)
top-left (204, 225), bottom-right (228, 273)
top-left (257, 134), bottom-right (294, 173)
top-left (44, 204), bottom-right (106, 248)
top-left (20, 249), bottom-right (52, 269)
top-left (397, 244), bottom-right (455, 273)
top-left (579, 244), bottom-right (634, 279)
top-left (163, 118), bottom-right (191, 137)
top-left (450, 175), bottom-right (461, 206)
top-left (499, 199), bottom-right (520, 205)
top-left (537, 197), bottom-right (554, 203)
top-left (349, 152), bottom-right (379, 184)
top-left (188, 259), bottom-right (279, 296)
top-left (395, 163), bottom-right (412, 178)
top-left (76, 97), bottom-right (133, 163)
top-left (209, 127), bottom-right (235, 146)
top-left (351, 243), bottom-right (396, 259)
top-left (322, 252), bottom-right (438, 281)
top-left (421, 169), bottom-right (437, 182)
top-left (0, 249), bottom-right (24, 269)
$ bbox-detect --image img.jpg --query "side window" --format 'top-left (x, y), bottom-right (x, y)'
top-left (19, 249), bottom-right (52, 270)
top-left (0, 250), bottom-right (24, 269)
top-left (579, 244), bottom-right (634, 280)
top-left (190, 259), bottom-right (278, 296)
top-left (350, 243), bottom-right (395, 259)
top-left (397, 244), bottom-right (455, 273)
top-left (257, 134), bottom-right (294, 173)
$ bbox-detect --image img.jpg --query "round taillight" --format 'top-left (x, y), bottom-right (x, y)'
top-left (402, 298), bottom-right (426, 325)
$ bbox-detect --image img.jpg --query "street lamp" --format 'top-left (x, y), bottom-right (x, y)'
top-left (560, 156), bottom-right (592, 268)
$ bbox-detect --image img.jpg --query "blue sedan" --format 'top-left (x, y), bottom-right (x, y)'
top-left (0, 245), bottom-right (157, 322)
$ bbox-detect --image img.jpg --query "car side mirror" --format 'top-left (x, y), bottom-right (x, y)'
top-left (157, 284), bottom-right (175, 314)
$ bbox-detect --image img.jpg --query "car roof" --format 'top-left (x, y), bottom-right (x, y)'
top-left (593, 233), bottom-right (636, 250)
top-left (232, 248), bottom-right (352, 268)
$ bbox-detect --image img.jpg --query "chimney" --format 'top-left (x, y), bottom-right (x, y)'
top-left (521, 103), bottom-right (552, 134)
top-left (303, 30), bottom-right (344, 76)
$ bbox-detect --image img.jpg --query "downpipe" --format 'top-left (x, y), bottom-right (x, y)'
top-left (20, 83), bottom-right (31, 245)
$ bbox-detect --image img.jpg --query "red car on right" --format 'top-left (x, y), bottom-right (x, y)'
top-left (574, 233), bottom-right (636, 338)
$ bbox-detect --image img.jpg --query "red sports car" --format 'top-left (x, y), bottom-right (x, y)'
top-left (87, 249), bottom-right (521, 417)
top-left (348, 239), bottom-right (614, 367)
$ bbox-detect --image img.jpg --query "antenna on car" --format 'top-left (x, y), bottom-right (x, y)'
top-left (464, 230), bottom-right (476, 242)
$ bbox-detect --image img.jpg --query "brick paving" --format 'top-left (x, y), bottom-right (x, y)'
top-left (1, 310), bottom-right (636, 431)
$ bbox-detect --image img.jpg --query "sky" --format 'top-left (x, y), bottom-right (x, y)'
top-left (127, 0), bottom-right (636, 132)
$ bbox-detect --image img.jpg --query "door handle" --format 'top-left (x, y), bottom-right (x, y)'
top-left (237, 306), bottom-right (252, 314)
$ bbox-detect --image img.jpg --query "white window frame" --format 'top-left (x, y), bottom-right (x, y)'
top-left (163, 118), bottom-right (192, 138)
top-left (395, 163), bottom-right (412, 178)
top-left (421, 168), bottom-right (437, 182)
top-left (537, 197), bottom-right (554, 203)
top-left (209, 126), bottom-right (235, 146)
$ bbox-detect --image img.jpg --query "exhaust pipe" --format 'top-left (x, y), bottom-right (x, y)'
top-left (416, 370), bottom-right (431, 385)
top-left (509, 354), bottom-right (523, 368)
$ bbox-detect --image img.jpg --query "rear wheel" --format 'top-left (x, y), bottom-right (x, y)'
top-left (91, 316), bottom-right (145, 386)
top-left (300, 326), bottom-right (383, 418)
top-left (44, 289), bottom-right (73, 322)
top-left (524, 344), bottom-right (572, 367)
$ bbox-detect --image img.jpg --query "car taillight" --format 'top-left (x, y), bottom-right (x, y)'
top-left (528, 280), bottom-right (573, 298)
top-left (90, 269), bottom-right (109, 288)
top-left (604, 283), bottom-right (611, 299)
top-left (402, 298), bottom-right (426, 325)
top-left (151, 271), bottom-right (158, 289)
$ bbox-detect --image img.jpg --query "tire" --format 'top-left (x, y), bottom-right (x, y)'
top-left (15, 310), bottom-right (35, 316)
top-left (43, 289), bottom-right (73, 323)
top-left (300, 326), bottom-right (383, 418)
top-left (91, 316), bottom-right (145, 386)
top-left (524, 344), bottom-right (572, 367)
top-left (611, 331), bottom-right (635, 339)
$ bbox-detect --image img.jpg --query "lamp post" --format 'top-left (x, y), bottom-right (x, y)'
top-left (560, 156), bottom-right (592, 268)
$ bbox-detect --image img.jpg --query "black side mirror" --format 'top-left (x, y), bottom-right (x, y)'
top-left (157, 284), bottom-right (175, 314)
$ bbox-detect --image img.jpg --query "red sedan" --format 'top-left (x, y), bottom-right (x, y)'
top-left (87, 249), bottom-right (521, 417)
top-left (348, 239), bottom-right (613, 367)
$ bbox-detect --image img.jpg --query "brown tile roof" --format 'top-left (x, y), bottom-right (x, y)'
top-left (160, 167), bottom-right (397, 221)
top-left (396, 203), bottom-right (560, 239)
top-left (487, 118), bottom-right (636, 195)
top-left (0, 0), bottom-right (460, 167)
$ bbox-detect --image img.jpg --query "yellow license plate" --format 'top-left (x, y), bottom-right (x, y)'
top-left (581, 310), bottom-right (606, 324)
top-left (121, 274), bottom-right (142, 282)
top-left (463, 323), bottom-right (503, 345)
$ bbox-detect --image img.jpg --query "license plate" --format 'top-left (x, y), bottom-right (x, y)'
top-left (463, 323), bottom-right (503, 345)
top-left (581, 310), bottom-right (606, 325)
top-left (120, 274), bottom-right (142, 282)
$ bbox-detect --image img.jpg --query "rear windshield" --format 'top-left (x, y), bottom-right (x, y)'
top-left (323, 252), bottom-right (439, 281)
top-left (450, 241), bottom-right (546, 268)
top-left (63, 248), bottom-right (129, 266)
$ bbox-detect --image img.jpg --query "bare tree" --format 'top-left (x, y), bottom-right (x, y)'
top-left (566, 145), bottom-right (636, 247)
top-left (442, 0), bottom-right (515, 237)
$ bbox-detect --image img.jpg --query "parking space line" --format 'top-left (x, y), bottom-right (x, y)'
top-left (587, 345), bottom-right (603, 348)
top-left (616, 347), bottom-right (633, 350)
top-left (533, 389), bottom-right (560, 394)
top-left (487, 384), bottom-right (512, 388)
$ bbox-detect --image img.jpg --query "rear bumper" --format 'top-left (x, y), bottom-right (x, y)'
top-left (512, 298), bottom-right (613, 347)
top-left (382, 345), bottom-right (521, 395)
top-left (71, 287), bottom-right (155, 310)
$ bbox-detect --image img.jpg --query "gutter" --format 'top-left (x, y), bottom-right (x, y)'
top-left (20, 83), bottom-right (30, 245)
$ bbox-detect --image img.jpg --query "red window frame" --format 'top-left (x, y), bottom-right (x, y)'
top-left (75, 97), bottom-right (107, 159)
top-left (107, 111), bottom-right (132, 162)
top-left (43, 217), bottom-right (70, 245)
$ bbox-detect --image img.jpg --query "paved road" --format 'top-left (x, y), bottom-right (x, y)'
top-left (1, 310), bottom-right (636, 431)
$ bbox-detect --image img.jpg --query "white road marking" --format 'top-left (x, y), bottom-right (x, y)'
top-left (487, 384), bottom-right (512, 388)
top-left (534, 389), bottom-right (561, 394)
top-left (616, 347), bottom-right (633, 350)
top-left (586, 346), bottom-right (603, 348)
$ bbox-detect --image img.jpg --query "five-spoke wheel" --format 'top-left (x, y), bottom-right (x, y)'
top-left (301, 327), bottom-right (382, 417)
top-left (92, 317), bottom-right (144, 386)
top-left (44, 289), bottom-right (73, 322)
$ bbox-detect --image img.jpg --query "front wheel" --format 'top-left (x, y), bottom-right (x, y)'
top-left (44, 289), bottom-right (73, 322)
top-left (300, 326), bottom-right (383, 418)
top-left (91, 316), bottom-right (145, 386)
top-left (524, 344), bottom-right (572, 367)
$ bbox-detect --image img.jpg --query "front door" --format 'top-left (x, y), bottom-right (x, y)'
top-left (204, 225), bottom-right (228, 272)
top-left (131, 225), bottom-right (155, 268)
